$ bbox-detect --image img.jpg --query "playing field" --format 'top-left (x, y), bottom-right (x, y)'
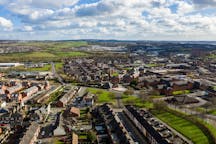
top-left (153, 111), bottom-right (209, 144)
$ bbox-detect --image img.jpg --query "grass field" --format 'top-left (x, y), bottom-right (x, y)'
top-left (122, 95), bottom-right (154, 109)
top-left (6, 63), bottom-right (52, 72)
top-left (54, 139), bottom-right (64, 144)
top-left (87, 88), bottom-right (115, 104)
top-left (207, 54), bottom-right (216, 59)
top-left (47, 87), bottom-right (64, 104)
top-left (0, 41), bottom-right (89, 62)
top-left (153, 110), bottom-right (209, 144)
top-left (172, 90), bottom-right (190, 95)
top-left (200, 120), bottom-right (216, 141)
top-left (55, 62), bottom-right (63, 72)
top-left (208, 109), bottom-right (216, 115)
top-left (27, 64), bottom-right (51, 71)
top-left (54, 51), bottom-right (88, 57)
top-left (0, 51), bottom-right (88, 62)
top-left (4, 41), bottom-right (88, 50)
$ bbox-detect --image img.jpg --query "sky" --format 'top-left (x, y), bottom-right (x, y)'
top-left (0, 0), bottom-right (216, 40)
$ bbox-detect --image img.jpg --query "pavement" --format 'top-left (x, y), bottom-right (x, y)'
top-left (51, 62), bottom-right (65, 85)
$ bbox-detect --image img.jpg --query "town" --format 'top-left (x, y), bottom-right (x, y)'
top-left (0, 40), bottom-right (216, 144)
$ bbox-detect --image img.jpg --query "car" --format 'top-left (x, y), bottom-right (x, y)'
top-left (41, 131), bottom-right (45, 136)
top-left (49, 133), bottom-right (52, 137)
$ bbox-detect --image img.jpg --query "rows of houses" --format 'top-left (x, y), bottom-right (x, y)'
top-left (0, 80), bottom-right (50, 103)
top-left (124, 105), bottom-right (191, 144)
top-left (56, 86), bottom-right (79, 107)
top-left (19, 122), bottom-right (40, 144)
top-left (94, 104), bottom-right (134, 144)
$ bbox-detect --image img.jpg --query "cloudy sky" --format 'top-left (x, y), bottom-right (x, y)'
top-left (0, 0), bottom-right (216, 40)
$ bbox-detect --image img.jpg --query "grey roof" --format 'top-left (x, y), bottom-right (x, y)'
top-left (19, 122), bottom-right (40, 144)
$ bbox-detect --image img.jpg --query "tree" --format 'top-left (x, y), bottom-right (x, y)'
top-left (123, 89), bottom-right (134, 95)
top-left (87, 131), bottom-right (97, 142)
top-left (108, 92), bottom-right (115, 99)
top-left (139, 90), bottom-right (149, 102)
top-left (154, 101), bottom-right (167, 111)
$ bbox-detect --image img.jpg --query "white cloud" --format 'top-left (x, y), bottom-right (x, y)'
top-left (23, 25), bottom-right (33, 31)
top-left (0, 17), bottom-right (13, 30)
top-left (29, 9), bottom-right (54, 21)
top-left (192, 0), bottom-right (216, 8)
top-left (0, 0), bottom-right (216, 40)
top-left (5, 0), bottom-right (79, 9)
top-left (177, 1), bottom-right (194, 14)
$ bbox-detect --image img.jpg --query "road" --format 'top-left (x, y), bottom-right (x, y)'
top-left (117, 112), bottom-right (148, 144)
top-left (109, 89), bottom-right (124, 108)
top-left (51, 62), bottom-right (65, 85)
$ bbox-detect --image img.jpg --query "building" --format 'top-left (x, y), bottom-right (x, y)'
top-left (72, 132), bottom-right (78, 144)
top-left (70, 107), bottom-right (80, 117)
top-left (96, 104), bottom-right (134, 144)
top-left (19, 86), bottom-right (39, 102)
top-left (0, 63), bottom-right (24, 69)
top-left (5, 84), bottom-right (23, 97)
top-left (0, 112), bottom-right (23, 127)
top-left (56, 88), bottom-right (78, 107)
top-left (19, 122), bottom-right (40, 144)
top-left (124, 105), bottom-right (190, 144)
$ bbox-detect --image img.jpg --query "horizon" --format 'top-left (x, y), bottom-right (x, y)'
top-left (1, 39), bottom-right (216, 42)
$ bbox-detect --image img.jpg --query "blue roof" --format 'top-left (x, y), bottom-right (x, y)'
top-left (0, 108), bottom-right (8, 113)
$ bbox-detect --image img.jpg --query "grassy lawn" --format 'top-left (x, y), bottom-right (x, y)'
top-left (55, 62), bottom-right (63, 71)
top-left (207, 54), bottom-right (216, 59)
top-left (79, 134), bottom-right (87, 139)
top-left (122, 95), bottom-right (154, 109)
top-left (4, 41), bottom-right (88, 50)
top-left (195, 107), bottom-right (216, 116)
top-left (47, 87), bottom-right (64, 103)
top-left (55, 51), bottom-right (88, 57)
top-left (200, 120), bottom-right (216, 140)
top-left (149, 95), bottom-right (164, 99)
top-left (172, 90), bottom-right (190, 95)
top-left (79, 108), bottom-right (89, 119)
top-left (0, 51), bottom-right (88, 62)
top-left (87, 88), bottom-right (115, 104)
top-left (208, 109), bottom-right (216, 115)
top-left (54, 139), bottom-right (64, 144)
top-left (152, 110), bottom-right (209, 144)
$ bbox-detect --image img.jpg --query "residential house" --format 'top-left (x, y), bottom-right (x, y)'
top-left (19, 122), bottom-right (40, 144)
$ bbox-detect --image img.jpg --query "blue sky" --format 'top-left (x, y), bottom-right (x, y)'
top-left (0, 0), bottom-right (216, 40)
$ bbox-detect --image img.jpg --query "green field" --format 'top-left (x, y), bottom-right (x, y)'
top-left (54, 51), bottom-right (88, 57)
top-left (87, 88), bottom-right (115, 104)
top-left (2, 41), bottom-right (88, 50)
top-left (0, 41), bottom-right (89, 62)
top-left (47, 87), bottom-right (64, 103)
top-left (5, 63), bottom-right (52, 72)
top-left (0, 51), bottom-right (88, 62)
top-left (55, 62), bottom-right (63, 72)
top-left (27, 64), bottom-right (51, 71)
top-left (172, 90), bottom-right (190, 95)
top-left (207, 54), bottom-right (216, 59)
top-left (208, 109), bottom-right (216, 115)
top-left (122, 95), bottom-right (154, 109)
top-left (153, 110), bottom-right (209, 144)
